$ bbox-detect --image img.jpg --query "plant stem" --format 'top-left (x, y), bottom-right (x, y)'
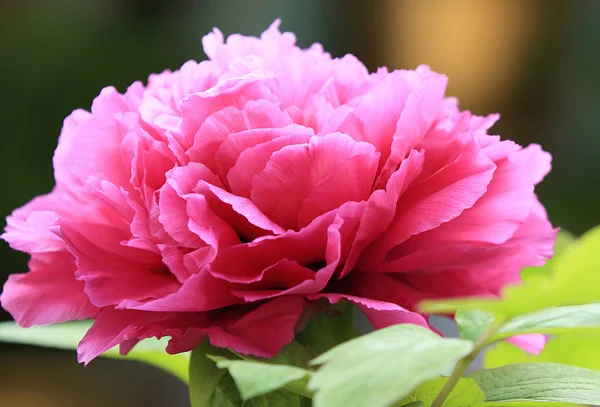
top-left (431, 320), bottom-right (504, 407)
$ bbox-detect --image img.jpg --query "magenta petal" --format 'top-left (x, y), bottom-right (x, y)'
top-left (205, 296), bottom-right (304, 357)
top-left (251, 133), bottom-right (377, 230)
top-left (58, 223), bottom-right (179, 307)
top-left (377, 67), bottom-right (448, 186)
top-left (180, 74), bottom-right (275, 152)
top-left (342, 149), bottom-right (425, 276)
top-left (199, 181), bottom-right (285, 238)
top-left (1, 252), bottom-right (98, 327)
top-left (54, 88), bottom-right (134, 191)
top-left (78, 309), bottom-right (177, 364)
top-left (78, 296), bottom-right (303, 363)
top-left (159, 164), bottom-right (237, 250)
top-left (117, 268), bottom-right (240, 312)
top-left (227, 127), bottom-right (314, 198)
top-left (297, 145), bottom-right (379, 228)
top-left (231, 202), bottom-right (365, 301)
top-left (3, 210), bottom-right (64, 254)
top-left (409, 141), bottom-right (552, 247)
top-left (365, 140), bottom-right (496, 268)
top-left (208, 215), bottom-right (331, 283)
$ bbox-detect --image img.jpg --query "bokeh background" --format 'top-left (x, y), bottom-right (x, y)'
top-left (0, 1), bottom-right (599, 406)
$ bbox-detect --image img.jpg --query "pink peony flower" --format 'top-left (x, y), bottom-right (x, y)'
top-left (0, 20), bottom-right (555, 363)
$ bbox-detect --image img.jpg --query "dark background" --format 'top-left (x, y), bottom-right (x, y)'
top-left (0, 1), bottom-right (598, 406)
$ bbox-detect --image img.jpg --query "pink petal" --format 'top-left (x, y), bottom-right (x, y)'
top-left (376, 66), bottom-right (448, 186)
top-left (205, 296), bottom-right (304, 357)
top-left (158, 164), bottom-right (237, 251)
top-left (376, 197), bottom-right (556, 283)
top-left (208, 212), bottom-right (333, 284)
top-left (119, 114), bottom-right (176, 199)
top-left (198, 181), bottom-right (286, 238)
top-left (341, 149), bottom-right (425, 277)
top-left (3, 210), bottom-right (64, 253)
top-left (1, 252), bottom-right (98, 327)
top-left (297, 145), bottom-right (379, 228)
top-left (251, 133), bottom-right (378, 230)
top-left (507, 334), bottom-right (547, 355)
top-left (231, 201), bottom-right (366, 301)
top-left (117, 267), bottom-right (241, 312)
top-left (402, 140), bottom-right (548, 248)
top-left (343, 271), bottom-right (433, 312)
top-left (78, 296), bottom-right (304, 363)
top-left (58, 223), bottom-right (180, 308)
top-left (53, 88), bottom-right (133, 192)
top-left (227, 127), bottom-right (314, 198)
top-left (364, 140), bottom-right (496, 269)
top-left (180, 73), bottom-right (275, 152)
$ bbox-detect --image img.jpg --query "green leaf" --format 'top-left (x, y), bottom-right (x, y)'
top-left (401, 402), bottom-right (426, 407)
top-left (491, 303), bottom-right (600, 340)
top-left (190, 340), bottom-right (312, 407)
top-left (227, 340), bottom-right (316, 399)
top-left (208, 355), bottom-right (312, 400)
top-left (296, 299), bottom-right (358, 354)
top-left (399, 377), bottom-right (485, 407)
top-left (451, 302), bottom-right (600, 346)
top-left (470, 362), bottom-right (600, 405)
top-left (485, 334), bottom-right (600, 371)
top-left (455, 309), bottom-right (495, 341)
top-left (472, 402), bottom-right (574, 407)
top-left (420, 227), bottom-right (600, 317)
top-left (202, 370), bottom-right (310, 407)
top-left (308, 324), bottom-right (473, 407)
top-left (189, 339), bottom-right (235, 407)
top-left (484, 342), bottom-right (532, 369)
top-left (0, 321), bottom-right (189, 382)
top-left (251, 340), bottom-right (315, 368)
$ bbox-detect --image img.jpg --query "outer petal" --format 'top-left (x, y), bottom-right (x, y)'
top-left (204, 296), bottom-right (305, 357)
top-left (379, 197), bottom-right (556, 287)
top-left (363, 140), bottom-right (496, 270)
top-left (77, 296), bottom-right (304, 363)
top-left (58, 222), bottom-right (180, 308)
top-left (3, 210), bottom-right (64, 254)
top-left (53, 88), bottom-right (135, 192)
top-left (1, 252), bottom-right (98, 327)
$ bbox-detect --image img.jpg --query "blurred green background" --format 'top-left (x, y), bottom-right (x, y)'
top-left (0, 0), bottom-right (598, 406)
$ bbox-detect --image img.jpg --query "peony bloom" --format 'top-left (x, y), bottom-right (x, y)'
top-left (0, 20), bottom-right (555, 363)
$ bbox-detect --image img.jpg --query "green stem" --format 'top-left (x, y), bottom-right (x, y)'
top-left (431, 320), bottom-right (505, 407)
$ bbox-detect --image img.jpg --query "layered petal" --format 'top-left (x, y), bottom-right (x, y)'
top-left (1, 252), bottom-right (98, 327)
top-left (251, 133), bottom-right (379, 230)
top-left (78, 296), bottom-right (304, 363)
